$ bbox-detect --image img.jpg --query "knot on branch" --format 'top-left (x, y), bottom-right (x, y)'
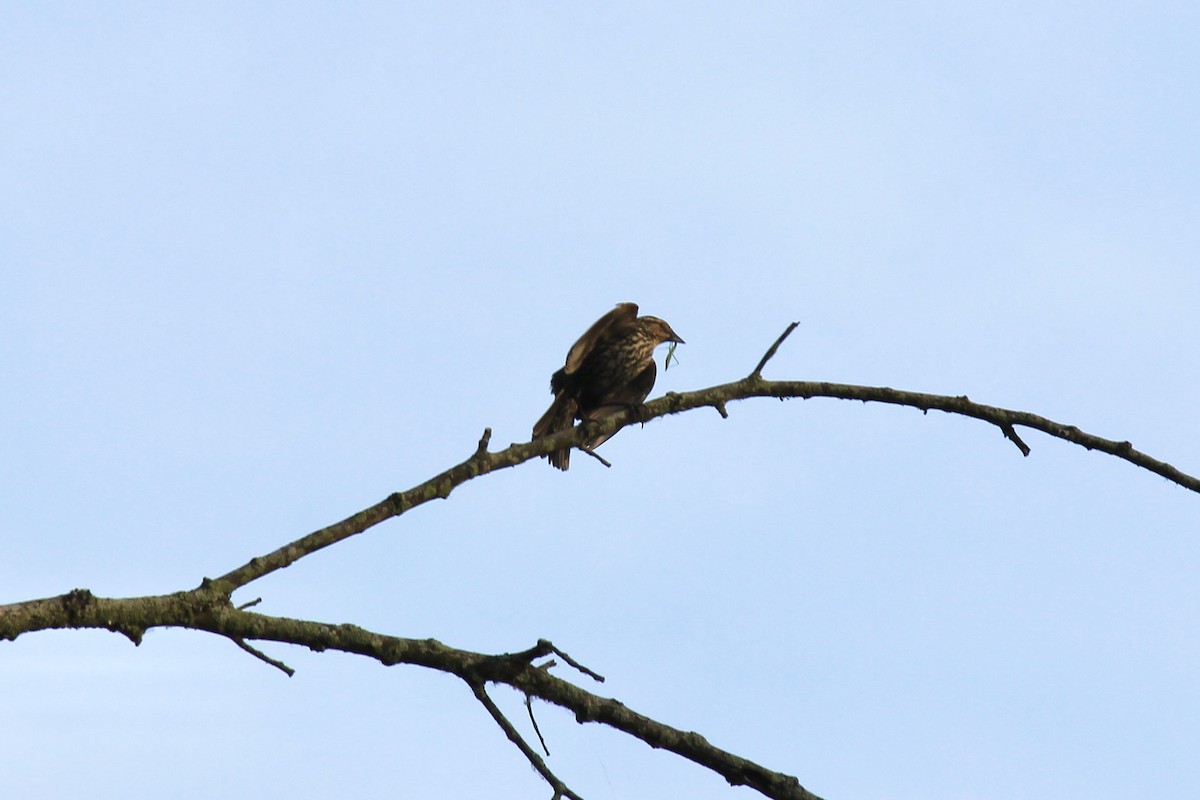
top-left (61, 588), bottom-right (96, 624)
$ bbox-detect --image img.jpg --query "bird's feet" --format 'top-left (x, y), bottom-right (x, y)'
top-left (627, 403), bottom-right (652, 425)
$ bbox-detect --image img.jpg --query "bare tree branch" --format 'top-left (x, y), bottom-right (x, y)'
top-left (1, 323), bottom-right (1194, 800)
top-left (194, 326), bottom-right (1198, 602)
top-left (0, 591), bottom-right (825, 800)
top-left (470, 679), bottom-right (584, 800)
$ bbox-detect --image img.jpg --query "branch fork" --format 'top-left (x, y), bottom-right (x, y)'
top-left (2, 320), bottom-right (1195, 800)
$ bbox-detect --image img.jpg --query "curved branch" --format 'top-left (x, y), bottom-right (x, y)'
top-left (203, 347), bottom-right (1198, 599)
top-left (0, 590), bottom-right (824, 800)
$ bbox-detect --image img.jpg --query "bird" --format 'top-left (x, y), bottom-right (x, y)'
top-left (533, 303), bottom-right (684, 470)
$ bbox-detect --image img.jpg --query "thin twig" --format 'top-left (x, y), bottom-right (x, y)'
top-left (525, 693), bottom-right (551, 756)
top-left (580, 448), bottom-right (612, 468)
top-left (470, 680), bottom-right (584, 800)
top-left (751, 321), bottom-right (799, 377)
top-left (999, 421), bottom-right (1031, 456)
top-left (542, 639), bottom-right (605, 682)
top-left (232, 637), bottom-right (295, 677)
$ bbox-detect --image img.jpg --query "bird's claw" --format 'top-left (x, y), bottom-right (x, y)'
top-left (628, 403), bottom-right (652, 425)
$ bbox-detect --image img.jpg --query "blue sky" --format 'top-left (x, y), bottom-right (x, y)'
top-left (2, 4), bottom-right (1198, 798)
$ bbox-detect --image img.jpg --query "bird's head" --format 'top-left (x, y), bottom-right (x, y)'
top-left (639, 316), bottom-right (685, 346)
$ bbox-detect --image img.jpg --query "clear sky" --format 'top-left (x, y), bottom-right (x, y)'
top-left (2, 4), bottom-right (1198, 799)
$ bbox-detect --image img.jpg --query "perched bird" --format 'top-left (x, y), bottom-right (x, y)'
top-left (533, 303), bottom-right (684, 470)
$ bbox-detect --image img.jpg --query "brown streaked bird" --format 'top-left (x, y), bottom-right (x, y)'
top-left (533, 302), bottom-right (685, 470)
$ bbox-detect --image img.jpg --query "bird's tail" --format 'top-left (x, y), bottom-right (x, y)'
top-left (533, 394), bottom-right (577, 470)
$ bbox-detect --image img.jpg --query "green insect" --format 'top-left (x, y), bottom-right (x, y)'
top-left (664, 341), bottom-right (680, 370)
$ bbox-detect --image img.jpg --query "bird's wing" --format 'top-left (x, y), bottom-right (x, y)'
top-left (563, 302), bottom-right (638, 375)
top-left (625, 359), bottom-right (658, 405)
top-left (581, 361), bottom-right (658, 451)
